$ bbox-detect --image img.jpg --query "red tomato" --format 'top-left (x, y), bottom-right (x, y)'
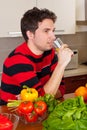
top-left (17, 108), bottom-right (23, 116)
top-left (25, 111), bottom-right (38, 122)
top-left (34, 101), bottom-right (47, 116)
top-left (18, 101), bottom-right (34, 114)
top-left (0, 114), bottom-right (13, 130)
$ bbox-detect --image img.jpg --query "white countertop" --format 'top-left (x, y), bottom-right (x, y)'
top-left (64, 65), bottom-right (87, 77)
top-left (64, 93), bottom-right (75, 100)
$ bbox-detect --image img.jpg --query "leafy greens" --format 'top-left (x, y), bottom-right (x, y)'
top-left (42, 96), bottom-right (87, 130)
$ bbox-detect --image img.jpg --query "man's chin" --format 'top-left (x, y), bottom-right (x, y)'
top-left (45, 48), bottom-right (52, 51)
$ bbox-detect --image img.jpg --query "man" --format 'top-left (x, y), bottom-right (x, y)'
top-left (0, 7), bottom-right (73, 105)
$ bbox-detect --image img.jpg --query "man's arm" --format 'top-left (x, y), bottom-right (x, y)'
top-left (44, 44), bottom-right (73, 97)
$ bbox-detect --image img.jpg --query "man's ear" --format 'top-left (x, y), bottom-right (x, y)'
top-left (26, 31), bottom-right (34, 39)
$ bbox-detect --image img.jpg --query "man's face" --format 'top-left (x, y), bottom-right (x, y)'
top-left (32, 19), bottom-right (56, 54)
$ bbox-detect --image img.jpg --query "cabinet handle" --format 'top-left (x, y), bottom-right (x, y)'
top-left (8, 32), bottom-right (22, 37)
top-left (55, 30), bottom-right (65, 32)
top-left (71, 77), bottom-right (87, 82)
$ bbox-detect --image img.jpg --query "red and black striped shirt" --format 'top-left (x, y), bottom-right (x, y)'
top-left (1, 42), bottom-right (65, 102)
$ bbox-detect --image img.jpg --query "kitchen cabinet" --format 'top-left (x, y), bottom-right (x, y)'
top-left (64, 75), bottom-right (87, 94)
top-left (37, 0), bottom-right (76, 34)
top-left (76, 0), bottom-right (87, 21)
top-left (0, 0), bottom-right (75, 37)
top-left (0, 0), bottom-right (36, 37)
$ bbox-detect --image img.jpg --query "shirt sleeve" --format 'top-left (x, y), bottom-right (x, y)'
top-left (59, 77), bottom-right (65, 96)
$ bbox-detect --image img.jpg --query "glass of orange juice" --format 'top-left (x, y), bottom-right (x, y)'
top-left (53, 38), bottom-right (64, 52)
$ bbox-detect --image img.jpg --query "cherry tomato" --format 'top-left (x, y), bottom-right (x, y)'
top-left (18, 101), bottom-right (34, 114)
top-left (17, 108), bottom-right (23, 116)
top-left (0, 114), bottom-right (13, 130)
top-left (25, 111), bottom-right (38, 122)
top-left (34, 101), bottom-right (47, 116)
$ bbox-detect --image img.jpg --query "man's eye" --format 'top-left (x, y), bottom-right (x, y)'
top-left (53, 29), bottom-right (55, 32)
top-left (44, 30), bottom-right (49, 33)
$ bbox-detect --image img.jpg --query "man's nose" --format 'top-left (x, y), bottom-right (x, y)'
top-left (50, 32), bottom-right (56, 40)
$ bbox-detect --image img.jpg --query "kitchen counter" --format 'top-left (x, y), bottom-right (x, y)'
top-left (64, 65), bottom-right (87, 77)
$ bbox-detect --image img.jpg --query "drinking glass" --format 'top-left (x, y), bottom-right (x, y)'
top-left (53, 38), bottom-right (64, 51)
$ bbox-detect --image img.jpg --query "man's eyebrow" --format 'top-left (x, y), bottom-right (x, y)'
top-left (44, 28), bottom-right (50, 30)
top-left (43, 27), bottom-right (55, 31)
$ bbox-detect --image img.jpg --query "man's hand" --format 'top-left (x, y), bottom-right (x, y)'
top-left (57, 44), bottom-right (73, 68)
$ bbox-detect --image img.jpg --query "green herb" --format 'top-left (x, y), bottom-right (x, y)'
top-left (7, 100), bottom-right (22, 107)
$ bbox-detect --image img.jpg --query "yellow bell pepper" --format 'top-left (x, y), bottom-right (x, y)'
top-left (20, 85), bottom-right (38, 102)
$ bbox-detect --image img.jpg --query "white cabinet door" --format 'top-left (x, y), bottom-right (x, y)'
top-left (76, 0), bottom-right (87, 21)
top-left (37, 0), bottom-right (75, 34)
top-left (0, 0), bottom-right (36, 37)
